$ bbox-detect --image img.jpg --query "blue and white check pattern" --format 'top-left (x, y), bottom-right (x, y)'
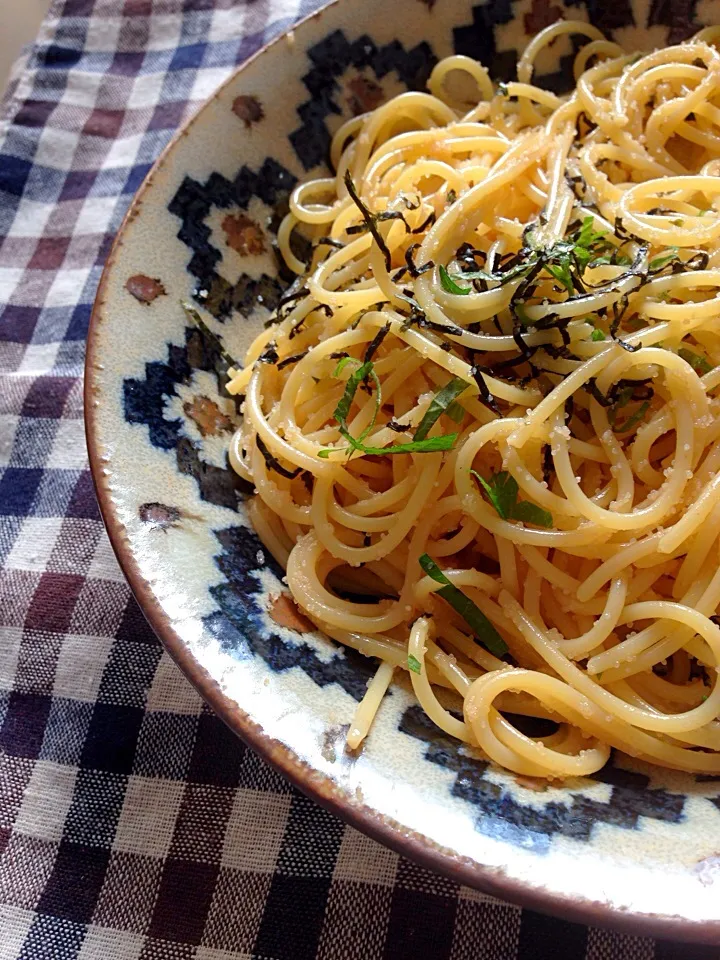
top-left (0, 0), bottom-right (705, 956)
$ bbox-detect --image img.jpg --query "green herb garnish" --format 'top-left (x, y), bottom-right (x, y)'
top-left (318, 433), bottom-right (458, 458)
top-left (511, 500), bottom-right (555, 526)
top-left (514, 301), bottom-right (533, 325)
top-left (407, 654), bottom-right (422, 674)
top-left (418, 554), bottom-right (508, 657)
top-left (606, 382), bottom-right (653, 434)
top-left (334, 355), bottom-right (358, 376)
top-left (649, 247), bottom-right (680, 271)
top-left (610, 385), bottom-right (634, 412)
top-left (539, 239), bottom-right (575, 291)
top-left (448, 268), bottom-right (497, 285)
top-left (611, 400), bottom-right (651, 433)
top-left (332, 358), bottom-right (381, 444)
top-left (576, 216), bottom-right (607, 250)
top-left (678, 347), bottom-right (713, 375)
top-left (472, 470), bottom-right (517, 519)
top-left (447, 189), bottom-right (457, 204)
top-left (439, 264), bottom-right (471, 295)
top-left (591, 328), bottom-right (606, 341)
top-left (443, 259), bottom-right (533, 289)
top-left (414, 377), bottom-right (469, 441)
top-left (545, 260), bottom-right (574, 294)
top-left (571, 216), bottom-right (609, 271)
top-left (471, 470), bottom-right (553, 528)
top-left (589, 253), bottom-right (632, 267)
top-left (317, 360), bottom-right (458, 458)
top-left (455, 218), bottom-right (612, 306)
top-left (446, 401), bottom-right (465, 423)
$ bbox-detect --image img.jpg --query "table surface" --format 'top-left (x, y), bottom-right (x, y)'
top-left (0, 1), bottom-right (707, 957)
top-left (0, 0), bottom-right (53, 92)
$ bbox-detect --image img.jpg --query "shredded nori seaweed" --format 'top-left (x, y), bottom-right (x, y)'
top-left (256, 435), bottom-right (301, 479)
top-left (276, 351), bottom-right (308, 370)
top-left (404, 242), bottom-right (435, 278)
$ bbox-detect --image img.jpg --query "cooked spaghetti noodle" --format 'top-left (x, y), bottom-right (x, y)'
top-left (219, 22), bottom-right (720, 778)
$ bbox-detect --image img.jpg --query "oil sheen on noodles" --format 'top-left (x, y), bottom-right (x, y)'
top-left (222, 21), bottom-right (720, 779)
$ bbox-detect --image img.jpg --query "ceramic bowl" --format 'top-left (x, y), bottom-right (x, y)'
top-left (85, 0), bottom-right (720, 940)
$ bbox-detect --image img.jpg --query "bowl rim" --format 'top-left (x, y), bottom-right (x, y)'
top-left (84, 0), bottom-right (720, 942)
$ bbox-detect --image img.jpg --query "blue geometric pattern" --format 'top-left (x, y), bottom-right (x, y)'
top-left (168, 158), bottom-right (298, 321)
top-left (123, 327), bottom-right (250, 508)
top-left (289, 29), bottom-right (437, 170)
top-left (400, 707), bottom-right (689, 845)
top-left (208, 525), bottom-right (377, 700)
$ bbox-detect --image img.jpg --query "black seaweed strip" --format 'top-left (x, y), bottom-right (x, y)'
top-left (363, 323), bottom-right (391, 365)
top-left (470, 366), bottom-right (501, 415)
top-left (412, 211), bottom-right (436, 234)
top-left (258, 342), bottom-right (279, 364)
top-left (256, 435), bottom-right (301, 479)
top-left (344, 171), bottom-right (393, 272)
top-left (277, 351), bottom-right (307, 370)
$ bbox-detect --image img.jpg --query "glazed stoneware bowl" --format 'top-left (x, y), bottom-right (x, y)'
top-left (85, 0), bottom-right (720, 940)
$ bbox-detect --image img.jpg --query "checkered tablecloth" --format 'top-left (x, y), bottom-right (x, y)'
top-left (0, 1), bottom-right (704, 957)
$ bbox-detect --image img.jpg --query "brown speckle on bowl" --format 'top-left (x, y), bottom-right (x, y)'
top-left (524, 0), bottom-right (563, 34)
top-left (222, 212), bottom-right (266, 256)
top-left (232, 94), bottom-right (265, 127)
top-left (321, 723), bottom-right (352, 764)
top-left (268, 592), bottom-right (314, 633)
top-left (125, 274), bottom-right (166, 304)
top-left (346, 75), bottom-right (384, 116)
top-left (139, 502), bottom-right (181, 530)
top-left (514, 775), bottom-right (549, 793)
top-left (183, 395), bottom-right (234, 437)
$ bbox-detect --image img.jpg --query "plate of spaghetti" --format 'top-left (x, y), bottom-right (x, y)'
top-left (86, 0), bottom-right (720, 938)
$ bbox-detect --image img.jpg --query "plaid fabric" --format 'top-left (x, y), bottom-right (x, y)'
top-left (0, 1), bottom-right (703, 956)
